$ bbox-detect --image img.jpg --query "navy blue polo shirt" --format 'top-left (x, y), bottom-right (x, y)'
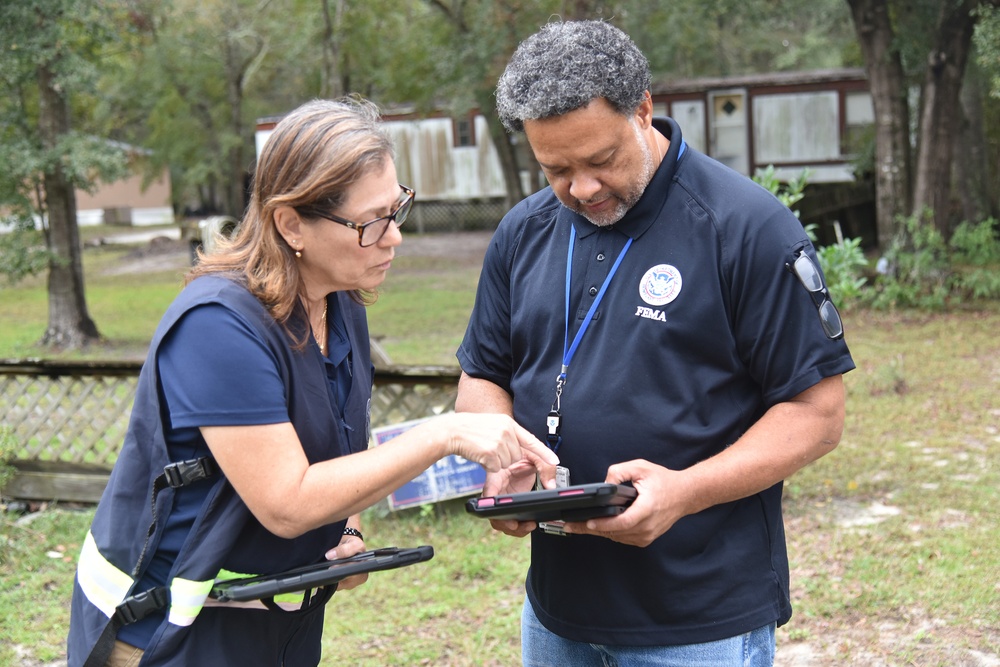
top-left (457, 118), bottom-right (854, 646)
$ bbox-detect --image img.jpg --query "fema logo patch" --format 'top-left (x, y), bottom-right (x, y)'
top-left (639, 264), bottom-right (682, 306)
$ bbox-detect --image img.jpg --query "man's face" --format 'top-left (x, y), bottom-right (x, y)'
top-left (524, 97), bottom-right (656, 227)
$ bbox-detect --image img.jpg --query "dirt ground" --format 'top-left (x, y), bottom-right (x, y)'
top-left (778, 507), bottom-right (999, 667)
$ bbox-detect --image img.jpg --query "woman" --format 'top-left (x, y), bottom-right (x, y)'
top-left (68, 98), bottom-right (557, 667)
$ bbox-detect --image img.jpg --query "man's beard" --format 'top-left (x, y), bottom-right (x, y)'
top-left (573, 123), bottom-right (656, 227)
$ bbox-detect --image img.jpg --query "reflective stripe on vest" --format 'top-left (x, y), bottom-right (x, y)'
top-left (167, 577), bottom-right (214, 627)
top-left (77, 532), bottom-right (311, 626)
top-left (77, 530), bottom-right (215, 626)
top-left (78, 531), bottom-right (134, 618)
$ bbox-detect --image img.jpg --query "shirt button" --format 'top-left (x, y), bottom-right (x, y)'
top-left (596, 253), bottom-right (606, 261)
top-left (588, 286), bottom-right (598, 296)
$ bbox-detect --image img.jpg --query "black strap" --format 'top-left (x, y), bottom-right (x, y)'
top-left (82, 586), bottom-right (169, 667)
top-left (134, 457), bottom-right (219, 577)
top-left (82, 457), bottom-right (217, 667)
top-left (260, 585), bottom-right (335, 613)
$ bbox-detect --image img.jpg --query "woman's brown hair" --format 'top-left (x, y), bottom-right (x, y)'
top-left (186, 98), bottom-right (394, 338)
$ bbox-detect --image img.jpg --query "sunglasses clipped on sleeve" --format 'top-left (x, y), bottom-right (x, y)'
top-left (787, 250), bottom-right (844, 340)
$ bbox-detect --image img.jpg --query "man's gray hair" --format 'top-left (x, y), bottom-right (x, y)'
top-left (496, 20), bottom-right (651, 133)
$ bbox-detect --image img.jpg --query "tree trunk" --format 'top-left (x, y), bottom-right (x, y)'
top-left (955, 61), bottom-right (996, 224)
top-left (912, 0), bottom-right (980, 238)
top-left (846, 0), bottom-right (912, 250)
top-left (320, 0), bottom-right (346, 99)
top-left (37, 64), bottom-right (100, 350)
top-left (475, 92), bottom-right (524, 210)
top-left (224, 40), bottom-right (251, 218)
top-left (226, 81), bottom-right (246, 217)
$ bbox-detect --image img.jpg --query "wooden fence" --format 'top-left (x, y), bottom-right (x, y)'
top-left (0, 359), bottom-right (460, 503)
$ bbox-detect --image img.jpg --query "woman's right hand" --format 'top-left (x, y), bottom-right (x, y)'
top-left (202, 412), bottom-right (558, 540)
top-left (411, 412), bottom-right (557, 539)
top-left (429, 412), bottom-right (559, 486)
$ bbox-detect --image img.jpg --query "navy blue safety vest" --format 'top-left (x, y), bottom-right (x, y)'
top-left (67, 275), bottom-right (373, 666)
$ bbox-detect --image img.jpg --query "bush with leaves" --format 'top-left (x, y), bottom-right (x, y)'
top-left (948, 218), bottom-right (1000, 300)
top-left (0, 217), bottom-right (51, 284)
top-left (817, 235), bottom-right (868, 305)
top-left (864, 213), bottom-right (959, 310)
top-left (863, 214), bottom-right (1000, 309)
top-left (753, 165), bottom-right (808, 215)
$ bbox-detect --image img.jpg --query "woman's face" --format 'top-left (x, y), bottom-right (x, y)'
top-left (296, 160), bottom-right (404, 296)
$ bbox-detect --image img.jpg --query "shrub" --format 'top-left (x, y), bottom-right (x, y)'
top-left (865, 214), bottom-right (1000, 309)
top-left (754, 165), bottom-right (808, 216)
top-left (817, 235), bottom-right (868, 305)
top-left (863, 213), bottom-right (949, 309)
top-left (948, 218), bottom-right (1000, 300)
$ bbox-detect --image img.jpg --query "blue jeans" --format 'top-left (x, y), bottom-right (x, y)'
top-left (522, 599), bottom-right (775, 667)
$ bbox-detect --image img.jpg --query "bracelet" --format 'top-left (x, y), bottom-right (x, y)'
top-left (342, 527), bottom-right (364, 541)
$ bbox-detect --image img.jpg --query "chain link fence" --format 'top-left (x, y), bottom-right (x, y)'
top-left (406, 199), bottom-right (507, 234)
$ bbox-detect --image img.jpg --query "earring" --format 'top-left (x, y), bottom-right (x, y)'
top-left (295, 249), bottom-right (302, 258)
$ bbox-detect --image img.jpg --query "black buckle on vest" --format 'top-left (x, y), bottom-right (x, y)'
top-left (163, 457), bottom-right (218, 488)
top-left (114, 586), bottom-right (169, 625)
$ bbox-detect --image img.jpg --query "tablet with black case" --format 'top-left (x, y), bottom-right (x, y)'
top-left (465, 483), bottom-right (637, 522)
top-left (209, 546), bottom-right (434, 602)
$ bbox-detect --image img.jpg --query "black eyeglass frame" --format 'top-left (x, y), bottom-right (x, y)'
top-left (787, 250), bottom-right (845, 340)
top-left (308, 184), bottom-right (414, 247)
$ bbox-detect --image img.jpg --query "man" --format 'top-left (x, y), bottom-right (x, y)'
top-left (455, 20), bottom-right (855, 666)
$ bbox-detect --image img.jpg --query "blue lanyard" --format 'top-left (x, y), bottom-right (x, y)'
top-left (543, 138), bottom-right (686, 451)
top-left (546, 226), bottom-right (632, 451)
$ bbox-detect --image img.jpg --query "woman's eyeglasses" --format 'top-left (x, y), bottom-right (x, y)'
top-left (312, 185), bottom-right (414, 247)
top-left (788, 251), bottom-right (844, 340)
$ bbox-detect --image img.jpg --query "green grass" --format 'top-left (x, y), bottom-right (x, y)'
top-left (320, 502), bottom-right (528, 666)
top-left (365, 246), bottom-right (486, 366)
top-left (779, 307), bottom-right (1000, 661)
top-left (0, 507), bottom-right (94, 663)
top-left (368, 288), bottom-right (477, 367)
top-left (0, 240), bottom-right (188, 361)
top-left (1, 237), bottom-right (999, 664)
